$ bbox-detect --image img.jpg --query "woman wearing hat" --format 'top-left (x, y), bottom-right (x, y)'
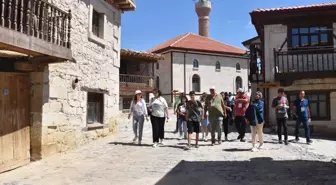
top-left (245, 91), bottom-right (264, 151)
top-left (128, 90), bottom-right (149, 145)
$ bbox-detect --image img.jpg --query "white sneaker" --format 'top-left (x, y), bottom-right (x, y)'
top-left (178, 135), bottom-right (183, 140)
top-left (258, 144), bottom-right (264, 149)
top-left (204, 136), bottom-right (208, 142)
top-left (133, 136), bottom-right (138, 142)
top-left (153, 143), bottom-right (158, 148)
top-left (159, 139), bottom-right (164, 146)
top-left (251, 147), bottom-right (258, 152)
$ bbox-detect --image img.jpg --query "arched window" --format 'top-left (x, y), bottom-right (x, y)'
top-left (193, 59), bottom-right (199, 69)
top-left (192, 74), bottom-right (200, 92)
top-left (236, 63), bottom-right (241, 71)
top-left (215, 61), bottom-right (221, 70)
top-left (235, 76), bottom-right (243, 90)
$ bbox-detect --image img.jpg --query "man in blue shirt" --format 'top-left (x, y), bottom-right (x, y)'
top-left (292, 91), bottom-right (313, 144)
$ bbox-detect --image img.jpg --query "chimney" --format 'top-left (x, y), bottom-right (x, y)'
top-left (195, 0), bottom-right (212, 37)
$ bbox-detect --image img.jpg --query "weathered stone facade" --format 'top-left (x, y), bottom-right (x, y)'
top-left (30, 0), bottom-right (122, 159)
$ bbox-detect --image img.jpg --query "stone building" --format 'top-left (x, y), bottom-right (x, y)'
top-left (0, 0), bottom-right (135, 172)
top-left (244, 3), bottom-right (336, 134)
top-left (148, 0), bottom-right (249, 103)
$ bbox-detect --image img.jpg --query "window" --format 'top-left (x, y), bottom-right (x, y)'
top-left (287, 91), bottom-right (330, 120)
top-left (192, 74), bottom-right (200, 92)
top-left (235, 76), bottom-right (242, 90)
top-left (236, 63), bottom-right (241, 71)
top-left (87, 92), bottom-right (104, 124)
top-left (215, 61), bottom-right (221, 70)
top-left (88, 5), bottom-right (107, 46)
top-left (290, 26), bottom-right (332, 48)
top-left (92, 9), bottom-right (102, 38)
top-left (193, 59), bottom-right (199, 69)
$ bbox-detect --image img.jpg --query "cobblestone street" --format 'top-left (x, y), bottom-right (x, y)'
top-left (1, 112), bottom-right (336, 185)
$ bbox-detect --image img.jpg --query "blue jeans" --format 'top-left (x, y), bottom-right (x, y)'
top-left (295, 118), bottom-right (310, 141)
top-left (133, 115), bottom-right (145, 141)
top-left (178, 119), bottom-right (187, 138)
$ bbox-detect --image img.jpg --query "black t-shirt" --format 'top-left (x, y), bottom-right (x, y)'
top-left (186, 100), bottom-right (203, 122)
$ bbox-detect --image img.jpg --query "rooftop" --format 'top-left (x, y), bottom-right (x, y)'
top-left (251, 2), bottom-right (336, 13)
top-left (121, 49), bottom-right (163, 62)
top-left (147, 32), bottom-right (246, 56)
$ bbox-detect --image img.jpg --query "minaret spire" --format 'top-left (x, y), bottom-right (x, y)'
top-left (195, 0), bottom-right (212, 37)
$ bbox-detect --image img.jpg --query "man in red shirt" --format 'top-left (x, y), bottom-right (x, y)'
top-left (234, 88), bottom-right (249, 142)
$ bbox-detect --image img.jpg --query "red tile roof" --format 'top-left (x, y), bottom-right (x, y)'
top-left (147, 33), bottom-right (246, 55)
top-left (252, 2), bottom-right (336, 13)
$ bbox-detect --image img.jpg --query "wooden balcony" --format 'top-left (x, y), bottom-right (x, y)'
top-left (106, 0), bottom-right (136, 11)
top-left (120, 74), bottom-right (155, 92)
top-left (274, 48), bottom-right (336, 84)
top-left (0, 0), bottom-right (72, 61)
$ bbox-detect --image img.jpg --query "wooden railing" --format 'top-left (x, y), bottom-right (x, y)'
top-left (120, 74), bottom-right (155, 89)
top-left (274, 48), bottom-right (336, 80)
top-left (0, 0), bottom-right (71, 48)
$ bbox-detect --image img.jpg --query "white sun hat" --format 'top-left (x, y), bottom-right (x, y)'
top-left (135, 90), bottom-right (142, 94)
top-left (210, 86), bottom-right (216, 90)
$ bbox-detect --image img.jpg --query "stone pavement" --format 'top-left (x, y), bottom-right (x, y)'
top-left (1, 112), bottom-right (336, 185)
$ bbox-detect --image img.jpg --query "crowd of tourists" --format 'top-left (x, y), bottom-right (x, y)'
top-left (127, 86), bottom-right (313, 152)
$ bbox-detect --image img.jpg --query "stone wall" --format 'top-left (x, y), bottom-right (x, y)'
top-left (30, 0), bottom-right (122, 159)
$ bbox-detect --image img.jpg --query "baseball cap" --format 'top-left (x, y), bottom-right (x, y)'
top-left (210, 86), bottom-right (216, 90)
top-left (135, 90), bottom-right (142, 94)
top-left (237, 88), bottom-right (244, 93)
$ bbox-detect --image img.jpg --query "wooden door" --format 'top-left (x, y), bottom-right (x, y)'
top-left (0, 73), bottom-right (30, 173)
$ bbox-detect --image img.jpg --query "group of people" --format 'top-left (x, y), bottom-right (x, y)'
top-left (127, 86), bottom-right (313, 152)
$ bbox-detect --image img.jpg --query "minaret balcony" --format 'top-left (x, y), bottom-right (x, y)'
top-left (196, 0), bottom-right (211, 9)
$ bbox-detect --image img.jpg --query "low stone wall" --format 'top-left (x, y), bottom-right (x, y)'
top-left (31, 116), bottom-right (121, 160)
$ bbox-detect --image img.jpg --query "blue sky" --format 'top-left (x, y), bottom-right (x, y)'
top-left (121, 0), bottom-right (331, 51)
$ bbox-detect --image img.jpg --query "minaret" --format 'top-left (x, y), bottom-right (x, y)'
top-left (195, 0), bottom-right (212, 37)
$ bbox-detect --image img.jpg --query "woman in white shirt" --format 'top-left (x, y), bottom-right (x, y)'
top-left (128, 90), bottom-right (149, 145)
top-left (148, 89), bottom-right (169, 147)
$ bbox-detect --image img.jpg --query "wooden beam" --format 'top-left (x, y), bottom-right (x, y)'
top-left (14, 62), bottom-right (34, 72)
top-left (28, 56), bottom-right (67, 64)
top-left (257, 83), bottom-right (280, 88)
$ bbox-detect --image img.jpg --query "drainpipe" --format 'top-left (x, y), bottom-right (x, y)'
top-left (184, 51), bottom-right (186, 93)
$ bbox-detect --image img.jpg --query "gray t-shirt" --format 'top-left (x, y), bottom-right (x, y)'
top-left (272, 96), bottom-right (289, 119)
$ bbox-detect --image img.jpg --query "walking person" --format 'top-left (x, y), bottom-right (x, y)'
top-left (245, 91), bottom-right (264, 152)
top-left (205, 86), bottom-right (231, 146)
top-left (176, 95), bottom-right (188, 140)
top-left (234, 88), bottom-right (249, 142)
top-left (227, 92), bottom-right (235, 125)
top-left (128, 90), bottom-right (149, 145)
top-left (185, 91), bottom-right (203, 150)
top-left (222, 92), bottom-right (230, 141)
top-left (272, 88), bottom-right (289, 145)
top-left (292, 90), bottom-right (313, 144)
top-left (173, 90), bottom-right (184, 133)
top-left (148, 89), bottom-right (169, 147)
top-left (200, 92), bottom-right (209, 141)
